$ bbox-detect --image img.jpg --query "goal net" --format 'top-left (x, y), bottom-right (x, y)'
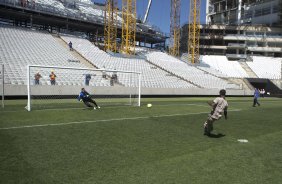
top-left (26, 65), bottom-right (141, 111)
top-left (0, 64), bottom-right (4, 108)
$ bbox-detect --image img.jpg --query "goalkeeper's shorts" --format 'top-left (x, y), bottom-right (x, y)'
top-left (83, 101), bottom-right (93, 107)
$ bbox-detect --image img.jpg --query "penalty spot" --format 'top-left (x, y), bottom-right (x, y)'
top-left (237, 139), bottom-right (248, 143)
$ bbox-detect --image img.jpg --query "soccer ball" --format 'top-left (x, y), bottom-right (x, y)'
top-left (147, 103), bottom-right (152, 108)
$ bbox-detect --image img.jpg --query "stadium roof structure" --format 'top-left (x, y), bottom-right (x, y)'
top-left (0, 0), bottom-right (167, 45)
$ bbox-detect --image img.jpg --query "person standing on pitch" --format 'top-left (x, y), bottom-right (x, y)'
top-left (253, 88), bottom-right (261, 107)
top-left (49, 71), bottom-right (56, 85)
top-left (204, 89), bottom-right (228, 136)
top-left (77, 88), bottom-right (100, 110)
top-left (34, 72), bottom-right (42, 85)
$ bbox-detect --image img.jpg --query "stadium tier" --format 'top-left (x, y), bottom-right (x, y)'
top-left (0, 25), bottom-right (281, 93)
top-left (0, 26), bottom-right (109, 86)
top-left (200, 55), bottom-right (249, 78)
top-left (60, 35), bottom-right (195, 88)
top-left (246, 57), bottom-right (282, 80)
top-left (143, 51), bottom-right (240, 89)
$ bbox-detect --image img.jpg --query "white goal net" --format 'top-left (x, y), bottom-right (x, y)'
top-left (26, 65), bottom-right (141, 111)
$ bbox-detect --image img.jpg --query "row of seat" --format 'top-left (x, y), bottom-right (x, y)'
top-left (143, 51), bottom-right (240, 89)
top-left (0, 26), bottom-right (114, 87)
top-left (246, 56), bottom-right (281, 79)
top-left (200, 55), bottom-right (249, 78)
top-left (60, 35), bottom-right (195, 89)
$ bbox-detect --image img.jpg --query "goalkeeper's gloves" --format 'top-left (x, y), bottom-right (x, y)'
top-left (87, 95), bottom-right (89, 97)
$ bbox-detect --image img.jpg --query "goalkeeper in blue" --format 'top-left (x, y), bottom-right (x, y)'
top-left (78, 88), bottom-right (100, 110)
top-left (204, 89), bottom-right (228, 136)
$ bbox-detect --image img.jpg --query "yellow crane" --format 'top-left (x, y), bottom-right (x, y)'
top-left (121, 0), bottom-right (136, 55)
top-left (104, 0), bottom-right (118, 52)
top-left (188, 0), bottom-right (201, 64)
top-left (169, 0), bottom-right (181, 57)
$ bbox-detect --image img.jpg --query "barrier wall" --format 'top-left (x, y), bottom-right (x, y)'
top-left (4, 85), bottom-right (253, 96)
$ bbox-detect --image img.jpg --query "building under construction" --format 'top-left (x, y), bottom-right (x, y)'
top-left (206, 0), bottom-right (282, 26)
top-left (181, 0), bottom-right (282, 59)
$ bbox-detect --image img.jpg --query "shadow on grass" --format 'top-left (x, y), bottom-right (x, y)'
top-left (207, 133), bottom-right (226, 138)
top-left (82, 107), bottom-right (93, 110)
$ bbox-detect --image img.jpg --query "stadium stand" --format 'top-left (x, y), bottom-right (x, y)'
top-left (142, 51), bottom-right (240, 89)
top-left (200, 55), bottom-right (249, 78)
top-left (60, 35), bottom-right (195, 88)
top-left (246, 57), bottom-right (282, 79)
top-left (1, 25), bottom-right (280, 91)
top-left (0, 26), bottom-right (110, 86)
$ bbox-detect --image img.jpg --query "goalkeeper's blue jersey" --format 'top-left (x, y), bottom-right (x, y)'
top-left (77, 91), bottom-right (89, 101)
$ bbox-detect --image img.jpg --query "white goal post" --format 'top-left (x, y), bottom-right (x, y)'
top-left (26, 65), bottom-right (141, 111)
top-left (0, 64), bottom-right (4, 108)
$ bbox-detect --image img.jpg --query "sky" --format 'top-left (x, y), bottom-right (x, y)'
top-left (92, 0), bottom-right (207, 34)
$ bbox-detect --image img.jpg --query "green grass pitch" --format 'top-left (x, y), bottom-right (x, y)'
top-left (1, 97), bottom-right (282, 184)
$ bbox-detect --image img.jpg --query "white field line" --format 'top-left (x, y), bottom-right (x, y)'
top-left (1, 99), bottom-right (281, 113)
top-left (0, 103), bottom-right (211, 113)
top-left (155, 103), bottom-right (209, 108)
top-left (0, 109), bottom-right (242, 130)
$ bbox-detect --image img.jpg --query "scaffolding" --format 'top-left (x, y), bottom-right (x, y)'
top-left (121, 0), bottom-right (136, 55)
top-left (104, 0), bottom-right (118, 52)
top-left (188, 0), bottom-right (201, 64)
top-left (169, 0), bottom-right (181, 57)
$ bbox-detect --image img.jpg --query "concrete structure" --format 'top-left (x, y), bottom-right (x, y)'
top-left (180, 0), bottom-right (282, 58)
top-left (181, 24), bottom-right (282, 57)
top-left (206, 0), bottom-right (282, 26)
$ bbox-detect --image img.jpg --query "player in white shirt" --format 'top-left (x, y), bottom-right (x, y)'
top-left (204, 89), bottom-right (228, 136)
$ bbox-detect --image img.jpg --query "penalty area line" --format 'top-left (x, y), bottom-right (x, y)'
top-left (0, 109), bottom-right (242, 130)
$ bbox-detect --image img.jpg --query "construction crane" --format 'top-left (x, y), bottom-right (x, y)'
top-left (169, 0), bottom-right (181, 57)
top-left (143, 0), bottom-right (152, 23)
top-left (188, 0), bottom-right (201, 64)
top-left (121, 0), bottom-right (136, 55)
top-left (104, 0), bottom-right (118, 52)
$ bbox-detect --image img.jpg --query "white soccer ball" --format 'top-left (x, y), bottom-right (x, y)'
top-left (147, 103), bottom-right (152, 108)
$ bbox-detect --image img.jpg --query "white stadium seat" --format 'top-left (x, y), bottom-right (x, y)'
top-left (60, 35), bottom-right (195, 88)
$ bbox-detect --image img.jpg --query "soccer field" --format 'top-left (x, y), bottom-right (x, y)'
top-left (1, 97), bottom-right (282, 184)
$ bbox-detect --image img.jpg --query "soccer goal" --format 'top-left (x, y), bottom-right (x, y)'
top-left (0, 64), bottom-right (4, 108)
top-left (26, 65), bottom-right (141, 111)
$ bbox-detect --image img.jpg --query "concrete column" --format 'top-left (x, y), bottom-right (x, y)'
top-left (236, 29), bottom-right (240, 54)
top-left (144, 37), bottom-right (147, 47)
top-left (206, 0), bottom-right (210, 24)
top-left (30, 15), bottom-right (33, 28)
top-left (237, 0), bottom-right (242, 25)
